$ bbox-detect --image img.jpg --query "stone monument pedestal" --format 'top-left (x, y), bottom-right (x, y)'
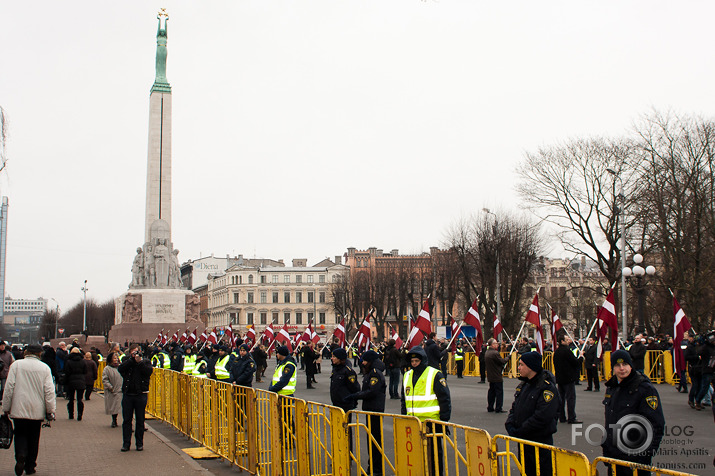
top-left (109, 289), bottom-right (201, 344)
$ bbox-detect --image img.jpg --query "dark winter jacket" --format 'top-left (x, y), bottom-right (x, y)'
top-left (230, 354), bottom-right (256, 387)
top-left (505, 369), bottom-right (559, 444)
top-left (553, 344), bottom-right (583, 384)
top-left (351, 359), bottom-right (387, 412)
top-left (330, 362), bottom-right (361, 411)
top-left (424, 339), bottom-right (443, 369)
top-left (118, 355), bottom-right (154, 394)
top-left (400, 346), bottom-right (451, 421)
top-left (485, 348), bottom-right (506, 383)
top-left (64, 352), bottom-right (88, 390)
top-left (628, 342), bottom-right (647, 371)
top-left (383, 343), bottom-right (402, 370)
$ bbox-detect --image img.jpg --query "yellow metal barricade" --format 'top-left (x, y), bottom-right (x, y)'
top-left (491, 434), bottom-right (590, 476)
top-left (304, 400), bottom-right (349, 476)
top-left (94, 361), bottom-right (106, 391)
top-left (424, 419), bottom-right (492, 476)
top-left (645, 350), bottom-right (664, 384)
top-left (232, 385), bottom-right (258, 473)
top-left (542, 352), bottom-right (554, 374)
top-left (592, 456), bottom-right (697, 476)
top-left (348, 410), bottom-right (425, 476)
top-left (465, 352), bottom-right (478, 377)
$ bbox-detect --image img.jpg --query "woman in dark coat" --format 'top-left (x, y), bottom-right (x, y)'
top-left (64, 347), bottom-right (88, 420)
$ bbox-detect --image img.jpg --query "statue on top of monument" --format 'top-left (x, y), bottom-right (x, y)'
top-left (131, 247), bottom-right (144, 287)
top-left (154, 8), bottom-right (169, 85)
top-left (130, 219), bottom-right (183, 290)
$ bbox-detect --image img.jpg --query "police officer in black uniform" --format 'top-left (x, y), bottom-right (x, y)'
top-left (329, 348), bottom-right (360, 412)
top-left (602, 350), bottom-right (665, 476)
top-left (347, 350), bottom-right (387, 476)
top-left (230, 344), bottom-right (256, 387)
top-left (505, 351), bottom-right (559, 476)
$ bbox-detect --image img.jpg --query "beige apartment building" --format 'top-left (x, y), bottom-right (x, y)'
top-left (206, 258), bottom-right (348, 338)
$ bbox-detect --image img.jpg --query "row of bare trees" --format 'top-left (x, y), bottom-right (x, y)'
top-left (517, 110), bottom-right (715, 335)
top-left (39, 298), bottom-right (115, 340)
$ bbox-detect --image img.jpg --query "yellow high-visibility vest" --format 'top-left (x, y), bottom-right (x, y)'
top-left (271, 360), bottom-right (297, 395)
top-left (455, 349), bottom-right (464, 361)
top-left (214, 355), bottom-right (231, 380)
top-left (182, 354), bottom-right (197, 374)
top-left (403, 366), bottom-right (441, 421)
top-left (192, 361), bottom-right (207, 378)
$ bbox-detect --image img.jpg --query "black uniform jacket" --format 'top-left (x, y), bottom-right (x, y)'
top-left (602, 371), bottom-right (665, 462)
top-left (400, 347), bottom-right (451, 422)
top-left (505, 369), bottom-right (559, 444)
top-left (230, 354), bottom-right (256, 387)
top-left (330, 362), bottom-right (360, 411)
top-left (351, 360), bottom-right (387, 412)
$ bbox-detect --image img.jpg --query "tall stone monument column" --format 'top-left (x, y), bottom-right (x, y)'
top-left (111, 9), bottom-right (199, 344)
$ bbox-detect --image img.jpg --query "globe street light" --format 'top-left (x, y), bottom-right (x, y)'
top-left (622, 254), bottom-right (656, 335)
top-left (81, 280), bottom-right (88, 334)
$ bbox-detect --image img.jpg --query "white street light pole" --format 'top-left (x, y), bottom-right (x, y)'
top-left (50, 298), bottom-right (60, 339)
top-left (607, 168), bottom-right (628, 337)
top-left (483, 209), bottom-right (501, 328)
top-left (622, 254), bottom-right (656, 334)
top-left (81, 280), bottom-right (88, 333)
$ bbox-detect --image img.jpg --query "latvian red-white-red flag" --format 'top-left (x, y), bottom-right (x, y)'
top-left (673, 297), bottom-right (693, 374)
top-left (161, 331), bottom-right (168, 345)
top-left (357, 313), bottom-right (372, 351)
top-left (225, 324), bottom-right (234, 347)
top-left (156, 329), bottom-right (164, 345)
top-left (333, 318), bottom-right (346, 347)
top-left (493, 313), bottom-right (504, 340)
top-left (463, 299), bottom-right (484, 355)
top-left (389, 323), bottom-right (403, 349)
top-left (198, 328), bottom-right (208, 343)
top-left (179, 328), bottom-right (188, 344)
top-left (415, 299), bottom-right (433, 335)
top-left (300, 324), bottom-right (313, 343)
top-left (245, 325), bottom-right (256, 346)
top-left (596, 288), bottom-right (619, 358)
top-left (171, 329), bottom-right (180, 343)
top-left (407, 315), bottom-right (424, 349)
top-left (310, 324), bottom-right (320, 344)
top-left (450, 317), bottom-right (462, 351)
top-left (551, 309), bottom-right (563, 345)
top-left (263, 322), bottom-right (275, 344)
top-left (207, 327), bottom-right (218, 345)
top-left (187, 327), bottom-right (198, 345)
top-left (524, 294), bottom-right (543, 354)
top-left (275, 322), bottom-right (293, 352)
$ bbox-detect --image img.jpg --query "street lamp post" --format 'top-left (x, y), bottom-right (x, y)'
top-left (81, 280), bottom-right (88, 334)
top-left (622, 254), bottom-right (656, 335)
top-left (607, 168), bottom-right (628, 340)
top-left (50, 298), bottom-right (60, 339)
top-left (483, 208), bottom-right (501, 331)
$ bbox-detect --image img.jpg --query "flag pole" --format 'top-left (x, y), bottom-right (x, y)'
top-left (446, 320), bottom-right (464, 350)
top-left (508, 321), bottom-right (527, 356)
top-left (546, 301), bottom-right (575, 344)
top-left (579, 318), bottom-right (599, 355)
top-left (501, 329), bottom-right (515, 346)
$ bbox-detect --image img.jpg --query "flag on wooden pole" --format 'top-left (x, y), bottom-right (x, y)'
top-left (551, 309), bottom-right (563, 344)
top-left (389, 323), bottom-right (403, 348)
top-left (673, 297), bottom-right (692, 374)
top-left (596, 288), bottom-right (619, 358)
top-left (463, 298), bottom-right (484, 354)
top-left (415, 299), bottom-right (432, 335)
top-left (357, 312), bottom-right (372, 351)
top-left (524, 294), bottom-right (543, 354)
top-left (333, 318), bottom-right (346, 347)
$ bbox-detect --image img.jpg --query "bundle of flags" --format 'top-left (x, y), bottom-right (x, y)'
top-left (596, 288), bottom-right (619, 358)
top-left (357, 311), bottom-right (373, 351)
top-left (406, 299), bottom-right (431, 349)
top-left (275, 320), bottom-right (293, 352)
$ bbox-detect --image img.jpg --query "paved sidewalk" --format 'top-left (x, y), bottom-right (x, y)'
top-left (0, 391), bottom-right (211, 475)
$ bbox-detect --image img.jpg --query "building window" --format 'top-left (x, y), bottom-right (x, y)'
top-left (260, 292), bottom-right (267, 303)
top-left (335, 314), bottom-right (341, 324)
top-left (247, 312), bottom-right (254, 325)
top-left (319, 292), bottom-right (326, 303)
top-left (233, 293), bottom-right (239, 304)
top-left (319, 275), bottom-right (325, 283)
top-left (272, 292), bottom-right (279, 303)
top-left (273, 312), bottom-right (279, 323)
top-left (319, 312), bottom-right (326, 324)
top-left (284, 292), bottom-right (290, 303)
top-left (284, 275), bottom-right (290, 283)
top-left (308, 312), bottom-right (314, 322)
top-left (272, 275), bottom-right (278, 283)
top-left (308, 291), bottom-right (314, 303)
top-left (307, 275), bottom-right (314, 283)
top-left (261, 275), bottom-right (266, 283)
top-left (230, 312), bottom-right (237, 324)
top-left (248, 275), bottom-right (254, 284)
top-left (284, 312), bottom-right (290, 324)
top-left (296, 292), bottom-right (302, 303)
top-left (260, 312), bottom-right (267, 324)
top-left (247, 292), bottom-right (254, 304)
top-left (296, 275), bottom-right (302, 283)
top-left (296, 312), bottom-right (303, 324)
top-left (239, 276), bottom-right (243, 284)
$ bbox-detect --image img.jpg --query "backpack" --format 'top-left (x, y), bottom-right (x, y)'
top-left (0, 414), bottom-right (13, 449)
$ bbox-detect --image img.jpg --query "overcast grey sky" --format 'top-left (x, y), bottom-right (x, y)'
top-left (1, 1), bottom-right (714, 313)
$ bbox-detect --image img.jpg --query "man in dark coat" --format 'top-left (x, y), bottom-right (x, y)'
top-left (628, 335), bottom-right (647, 373)
top-left (302, 342), bottom-right (318, 389)
top-left (251, 344), bottom-right (268, 382)
top-left (505, 352), bottom-right (560, 476)
top-left (485, 338), bottom-right (507, 413)
top-left (230, 344), bottom-right (256, 387)
top-left (424, 333), bottom-right (443, 369)
top-left (553, 334), bottom-right (583, 424)
top-left (383, 339), bottom-right (403, 399)
top-left (329, 348), bottom-right (360, 412)
top-left (118, 344), bottom-right (153, 452)
top-left (602, 350), bottom-right (665, 475)
top-left (348, 350), bottom-right (387, 476)
top-left (584, 337), bottom-right (600, 391)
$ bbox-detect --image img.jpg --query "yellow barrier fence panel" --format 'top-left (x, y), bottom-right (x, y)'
top-left (466, 352), bottom-right (478, 377)
top-left (393, 414), bottom-right (426, 475)
top-left (232, 385), bottom-right (258, 474)
top-left (253, 389), bottom-right (279, 476)
top-left (202, 377), bottom-right (215, 450)
top-left (543, 352), bottom-right (554, 375)
top-left (278, 395), bottom-right (300, 476)
top-left (591, 456), bottom-right (698, 476)
top-left (603, 351), bottom-right (612, 380)
top-left (348, 410), bottom-right (394, 476)
top-left (330, 406), bottom-right (350, 476)
top-left (645, 350), bottom-right (664, 384)
top-left (95, 361), bottom-right (106, 391)
top-left (189, 376), bottom-right (204, 443)
top-left (424, 419), bottom-right (493, 476)
top-left (491, 434), bottom-right (590, 476)
top-left (303, 400), bottom-right (345, 476)
top-left (465, 427), bottom-right (493, 476)
top-left (146, 370), bottom-right (158, 416)
top-left (212, 380), bottom-right (233, 460)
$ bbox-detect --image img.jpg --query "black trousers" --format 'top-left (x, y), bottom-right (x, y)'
top-left (587, 367), bottom-right (600, 390)
top-left (84, 385), bottom-right (93, 400)
top-left (520, 439), bottom-right (553, 476)
top-left (12, 419), bottom-right (42, 473)
top-left (456, 360), bottom-right (464, 378)
top-left (367, 414), bottom-right (383, 475)
top-left (487, 381), bottom-right (504, 412)
top-left (66, 385), bottom-right (84, 418)
top-left (426, 421), bottom-right (445, 476)
top-left (122, 393), bottom-right (148, 448)
top-left (558, 382), bottom-right (576, 422)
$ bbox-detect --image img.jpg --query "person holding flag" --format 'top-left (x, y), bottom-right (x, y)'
top-left (383, 330), bottom-right (403, 399)
top-left (485, 338), bottom-right (507, 413)
top-left (672, 295), bottom-right (692, 394)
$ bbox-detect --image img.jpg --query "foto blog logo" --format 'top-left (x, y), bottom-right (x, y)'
top-left (572, 415), bottom-right (654, 455)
